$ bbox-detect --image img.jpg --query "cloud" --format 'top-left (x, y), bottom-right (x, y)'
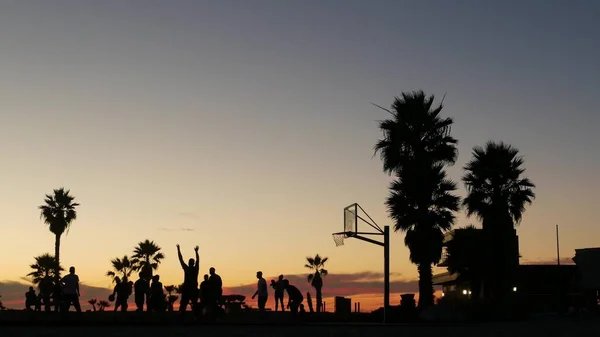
top-left (176, 212), bottom-right (201, 220)
top-left (158, 227), bottom-right (195, 232)
top-left (224, 271), bottom-right (417, 300)
top-left (0, 281), bottom-right (112, 309)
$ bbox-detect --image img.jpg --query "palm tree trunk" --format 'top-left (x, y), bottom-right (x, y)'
top-left (316, 287), bottom-right (322, 313)
top-left (417, 262), bottom-right (434, 309)
top-left (54, 234), bottom-right (61, 312)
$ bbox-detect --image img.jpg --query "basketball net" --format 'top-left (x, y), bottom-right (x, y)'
top-left (332, 233), bottom-right (348, 247)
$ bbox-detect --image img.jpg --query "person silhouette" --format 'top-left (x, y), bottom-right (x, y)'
top-left (306, 292), bottom-right (314, 313)
top-left (39, 275), bottom-right (54, 312)
top-left (149, 275), bottom-right (165, 312)
top-left (199, 274), bottom-right (209, 315)
top-left (177, 244), bottom-right (200, 313)
top-left (134, 272), bottom-right (149, 312)
top-left (274, 274), bottom-right (285, 311)
top-left (208, 267), bottom-right (222, 314)
top-left (25, 286), bottom-right (39, 311)
top-left (251, 271), bottom-right (268, 312)
top-left (112, 276), bottom-right (131, 312)
top-left (60, 266), bottom-right (81, 313)
top-left (283, 279), bottom-right (303, 314)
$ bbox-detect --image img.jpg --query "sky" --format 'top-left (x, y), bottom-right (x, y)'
top-left (0, 0), bottom-right (598, 311)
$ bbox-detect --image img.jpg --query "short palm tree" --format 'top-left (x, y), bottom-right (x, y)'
top-left (305, 254), bottom-right (328, 313)
top-left (132, 240), bottom-right (164, 280)
top-left (374, 91), bottom-right (460, 309)
top-left (106, 255), bottom-right (137, 283)
top-left (98, 300), bottom-right (110, 311)
top-left (39, 188), bottom-right (80, 285)
top-left (164, 285), bottom-right (176, 312)
top-left (88, 298), bottom-right (97, 311)
top-left (27, 253), bottom-right (63, 285)
top-left (462, 141), bottom-right (535, 299)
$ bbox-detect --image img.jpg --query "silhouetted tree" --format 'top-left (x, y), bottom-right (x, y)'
top-left (444, 225), bottom-right (486, 299)
top-left (27, 253), bottom-right (63, 285)
top-left (132, 240), bottom-right (164, 280)
top-left (88, 298), bottom-right (97, 311)
top-left (38, 188), bottom-right (80, 286)
top-left (374, 91), bottom-right (460, 309)
top-left (106, 255), bottom-right (137, 282)
top-left (462, 141), bottom-right (535, 300)
top-left (98, 300), bottom-right (110, 311)
top-left (0, 295), bottom-right (5, 310)
top-left (305, 254), bottom-right (328, 313)
top-left (164, 285), bottom-right (176, 312)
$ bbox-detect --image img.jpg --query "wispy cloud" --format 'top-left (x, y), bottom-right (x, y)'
top-left (176, 212), bottom-right (201, 220)
top-left (158, 227), bottom-right (195, 232)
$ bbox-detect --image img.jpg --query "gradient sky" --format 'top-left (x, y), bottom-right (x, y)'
top-left (0, 0), bottom-right (598, 309)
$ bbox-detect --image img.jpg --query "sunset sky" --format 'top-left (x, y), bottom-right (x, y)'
top-left (0, 1), bottom-right (598, 311)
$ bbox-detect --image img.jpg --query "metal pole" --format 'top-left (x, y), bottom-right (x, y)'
top-left (383, 225), bottom-right (390, 324)
top-left (556, 224), bottom-right (560, 266)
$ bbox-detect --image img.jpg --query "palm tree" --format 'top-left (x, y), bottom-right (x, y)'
top-left (98, 300), bottom-right (110, 311)
top-left (374, 91), bottom-right (460, 309)
top-left (164, 285), bottom-right (176, 312)
top-left (88, 298), bottom-right (97, 312)
top-left (462, 141), bottom-right (535, 300)
top-left (27, 253), bottom-right (63, 285)
top-left (39, 188), bottom-right (80, 285)
top-left (132, 240), bottom-right (164, 280)
top-left (106, 255), bottom-right (137, 283)
top-left (444, 225), bottom-right (486, 299)
top-left (305, 254), bottom-right (328, 313)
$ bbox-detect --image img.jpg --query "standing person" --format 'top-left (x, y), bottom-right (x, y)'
top-left (177, 244), bottom-right (200, 313)
top-left (199, 274), bottom-right (209, 315)
top-left (39, 275), bottom-right (54, 312)
top-left (113, 276), bottom-right (131, 312)
top-left (25, 287), bottom-right (39, 311)
top-left (283, 280), bottom-right (303, 314)
top-left (149, 275), bottom-right (166, 312)
top-left (274, 275), bottom-right (285, 311)
top-left (251, 271), bottom-right (268, 312)
top-left (208, 267), bottom-right (222, 314)
top-left (134, 273), bottom-right (149, 312)
top-left (60, 266), bottom-right (81, 313)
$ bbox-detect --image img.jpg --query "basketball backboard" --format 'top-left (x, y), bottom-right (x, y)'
top-left (333, 203), bottom-right (383, 246)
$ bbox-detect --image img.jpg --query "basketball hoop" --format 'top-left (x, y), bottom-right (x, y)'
top-left (332, 232), bottom-right (349, 247)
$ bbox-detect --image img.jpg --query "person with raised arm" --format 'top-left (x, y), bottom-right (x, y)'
top-left (177, 244), bottom-right (200, 313)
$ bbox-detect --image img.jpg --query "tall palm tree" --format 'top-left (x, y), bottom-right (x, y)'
top-left (39, 188), bottom-right (80, 285)
top-left (27, 253), bottom-right (63, 285)
top-left (132, 240), bottom-right (164, 280)
top-left (386, 165), bottom-right (460, 307)
top-left (374, 91), bottom-right (460, 309)
top-left (305, 254), bottom-right (328, 313)
top-left (106, 255), bottom-right (137, 283)
top-left (462, 141), bottom-right (535, 300)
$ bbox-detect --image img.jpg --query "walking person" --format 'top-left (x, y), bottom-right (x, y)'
top-left (251, 271), bottom-right (268, 312)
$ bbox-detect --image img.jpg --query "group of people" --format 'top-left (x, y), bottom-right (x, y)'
top-left (25, 266), bottom-right (82, 313)
top-left (26, 245), bottom-right (311, 316)
top-left (252, 272), bottom-right (309, 314)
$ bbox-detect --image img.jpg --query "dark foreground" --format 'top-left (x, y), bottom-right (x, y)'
top-left (1, 320), bottom-right (600, 337)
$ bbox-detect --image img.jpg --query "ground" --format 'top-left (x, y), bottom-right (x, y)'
top-left (1, 320), bottom-right (600, 337)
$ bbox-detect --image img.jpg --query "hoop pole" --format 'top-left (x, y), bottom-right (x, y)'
top-left (383, 225), bottom-right (390, 324)
top-left (352, 234), bottom-right (384, 247)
